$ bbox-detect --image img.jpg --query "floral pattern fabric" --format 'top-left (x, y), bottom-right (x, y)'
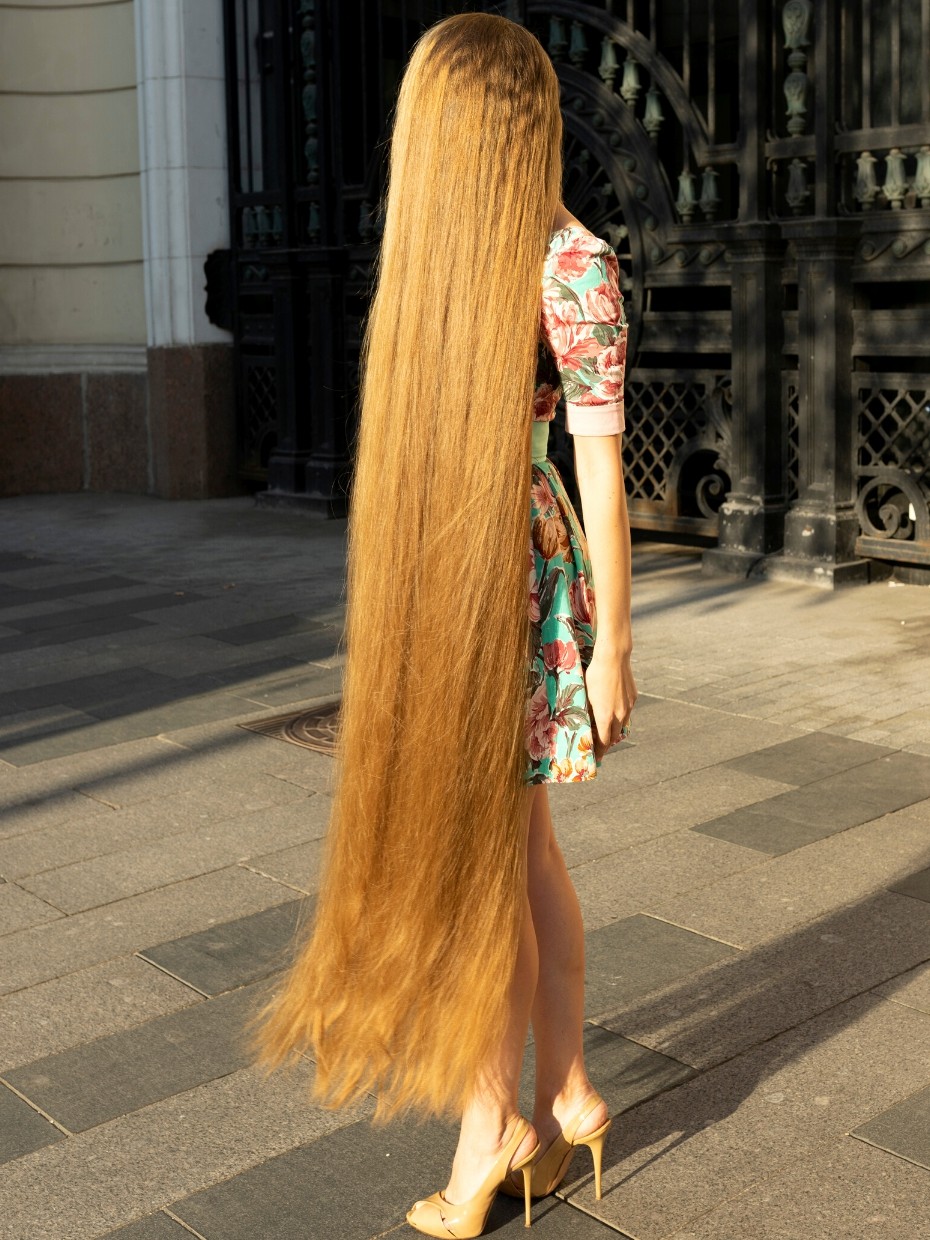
top-left (523, 225), bottom-right (628, 785)
top-left (532, 225), bottom-right (628, 436)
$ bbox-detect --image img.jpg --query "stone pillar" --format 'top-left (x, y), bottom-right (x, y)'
top-left (775, 219), bottom-right (868, 585)
top-left (703, 225), bottom-right (788, 577)
top-left (134, 0), bottom-right (237, 499)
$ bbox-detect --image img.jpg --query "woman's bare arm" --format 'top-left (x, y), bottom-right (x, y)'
top-left (572, 433), bottom-right (637, 756)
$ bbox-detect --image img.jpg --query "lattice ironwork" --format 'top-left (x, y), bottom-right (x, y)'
top-left (624, 370), bottom-right (732, 530)
top-left (239, 363), bottom-right (278, 481)
top-left (784, 370), bottom-right (800, 502)
top-left (855, 375), bottom-right (930, 543)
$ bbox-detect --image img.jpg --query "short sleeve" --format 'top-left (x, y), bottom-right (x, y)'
top-left (541, 231), bottom-right (628, 435)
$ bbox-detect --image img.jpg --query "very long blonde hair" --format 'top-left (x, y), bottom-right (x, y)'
top-left (252, 12), bottom-right (563, 1123)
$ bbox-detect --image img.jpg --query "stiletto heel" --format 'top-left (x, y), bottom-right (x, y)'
top-left (575, 1119), bottom-right (611, 1200)
top-left (406, 1115), bottom-right (539, 1237)
top-left (500, 1093), bottom-right (611, 1201)
top-left (520, 1162), bottom-right (532, 1227)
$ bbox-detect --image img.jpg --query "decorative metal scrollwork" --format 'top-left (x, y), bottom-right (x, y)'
top-left (856, 470), bottom-right (930, 541)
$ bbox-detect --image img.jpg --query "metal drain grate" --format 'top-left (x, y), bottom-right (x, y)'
top-left (238, 699), bottom-right (341, 755)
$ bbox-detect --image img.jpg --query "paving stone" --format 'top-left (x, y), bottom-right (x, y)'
top-left (0, 783), bottom-right (110, 850)
top-left (100, 1215), bottom-right (192, 1240)
top-left (0, 882), bottom-right (62, 934)
top-left (12, 593), bottom-right (206, 634)
top-left (722, 733), bottom-right (895, 787)
top-left (550, 766), bottom-right (793, 868)
top-left (233, 666), bottom-right (342, 708)
top-left (0, 667), bottom-right (177, 719)
top-left (244, 839), bottom-right (324, 893)
top-left (204, 615), bottom-right (337, 651)
top-left (5, 982), bottom-right (274, 1132)
top-left (0, 574), bottom-right (142, 607)
top-left (0, 1083), bottom-right (65, 1164)
top-left (18, 792), bottom-right (323, 913)
top-left (138, 898), bottom-right (309, 996)
top-left (565, 993), bottom-right (930, 1239)
top-left (600, 892), bottom-right (930, 1069)
top-left (520, 1022), bottom-right (694, 1127)
top-left (646, 803), bottom-right (930, 948)
top-left (0, 704), bottom-right (101, 753)
top-left (0, 865), bottom-right (294, 995)
top-left (0, 615), bottom-right (156, 656)
top-left (583, 914), bottom-right (740, 1018)
top-left (874, 960), bottom-right (930, 1015)
top-left (568, 829), bottom-right (766, 933)
top-left (0, 717), bottom-right (188, 767)
top-left (663, 1136), bottom-right (930, 1240)
top-left (0, 1060), bottom-right (368, 1240)
top-left (0, 956), bottom-right (200, 1073)
top-left (888, 863), bottom-right (930, 903)
top-left (690, 803), bottom-right (857, 855)
top-left (852, 1081), bottom-right (930, 1170)
top-left (169, 1116), bottom-right (616, 1240)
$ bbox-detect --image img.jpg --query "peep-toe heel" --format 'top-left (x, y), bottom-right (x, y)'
top-left (406, 1114), bottom-right (539, 1236)
top-left (500, 1094), bottom-right (611, 1201)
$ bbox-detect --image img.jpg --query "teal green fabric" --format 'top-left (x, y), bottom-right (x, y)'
top-left (524, 452), bottom-right (601, 784)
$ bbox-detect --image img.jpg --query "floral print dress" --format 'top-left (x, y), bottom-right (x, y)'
top-left (523, 223), bottom-right (628, 785)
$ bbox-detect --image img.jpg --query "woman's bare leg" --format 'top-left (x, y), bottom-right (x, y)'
top-left (524, 785), bottom-right (607, 1147)
top-left (442, 785), bottom-right (539, 1203)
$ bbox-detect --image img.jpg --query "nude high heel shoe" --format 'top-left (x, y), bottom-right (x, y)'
top-left (405, 1114), bottom-right (539, 1236)
top-left (500, 1094), bottom-right (611, 1201)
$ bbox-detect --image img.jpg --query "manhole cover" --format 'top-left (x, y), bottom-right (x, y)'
top-left (238, 699), bottom-right (341, 755)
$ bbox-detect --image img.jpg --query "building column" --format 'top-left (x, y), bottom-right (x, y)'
top-left (134, 0), bottom-right (237, 499)
top-left (776, 219), bottom-right (867, 586)
top-left (703, 224), bottom-right (788, 577)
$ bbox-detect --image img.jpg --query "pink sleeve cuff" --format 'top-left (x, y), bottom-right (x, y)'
top-left (565, 400), bottom-right (625, 435)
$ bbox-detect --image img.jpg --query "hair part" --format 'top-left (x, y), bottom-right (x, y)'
top-left (250, 10), bottom-right (562, 1123)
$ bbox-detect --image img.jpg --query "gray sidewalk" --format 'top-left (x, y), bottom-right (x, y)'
top-left (1, 492), bottom-right (929, 1240)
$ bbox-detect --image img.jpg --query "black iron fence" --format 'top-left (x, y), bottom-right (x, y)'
top-left (219, 0), bottom-right (930, 579)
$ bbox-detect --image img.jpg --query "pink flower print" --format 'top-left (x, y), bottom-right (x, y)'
top-left (541, 640), bottom-right (578, 674)
top-left (533, 382), bottom-right (557, 420)
top-left (525, 682), bottom-right (558, 761)
top-left (542, 284), bottom-right (582, 329)
top-left (569, 572), bottom-right (597, 627)
top-left (528, 545), bottom-right (540, 623)
top-left (584, 282), bottom-right (619, 322)
top-left (553, 236), bottom-right (602, 281)
top-left (595, 334), bottom-right (627, 379)
top-left (530, 472), bottom-right (558, 517)
top-left (547, 322), bottom-right (603, 371)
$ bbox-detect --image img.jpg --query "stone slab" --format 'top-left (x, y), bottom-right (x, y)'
top-left (0, 615), bottom-right (155, 657)
top-left (205, 615), bottom-right (337, 651)
top-left (0, 574), bottom-right (140, 607)
top-left (5, 982), bottom-right (268, 1133)
top-left (550, 766), bottom-right (794, 869)
top-left (646, 804), bottom-right (930, 948)
top-left (583, 914), bottom-right (740, 1018)
top-left (0, 865), bottom-right (295, 995)
top-left (888, 864), bottom-right (930, 903)
top-left (874, 960), bottom-right (930, 1015)
top-left (567, 829), bottom-right (765, 933)
top-left (0, 957), bottom-right (200, 1073)
top-left (18, 792), bottom-right (324, 913)
top-left (852, 1081), bottom-right (930, 1170)
top-left (600, 891), bottom-right (930, 1069)
top-left (519, 1022), bottom-right (694, 1131)
top-left (722, 731), bottom-right (894, 785)
top-left (0, 1060), bottom-right (369, 1240)
top-left (690, 803), bottom-right (856, 855)
top-left (244, 839), bottom-right (324, 894)
top-left (138, 898), bottom-right (309, 996)
top-left (0, 1083), bottom-right (65, 1165)
top-left (0, 882), bottom-right (62, 934)
top-left (565, 993), bottom-right (930, 1239)
top-left (169, 1115), bottom-right (619, 1240)
top-left (668, 1136), bottom-right (930, 1239)
top-left (100, 1216), bottom-right (192, 1240)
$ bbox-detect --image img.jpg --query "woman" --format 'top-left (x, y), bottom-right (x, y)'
top-left (252, 12), bottom-right (636, 1238)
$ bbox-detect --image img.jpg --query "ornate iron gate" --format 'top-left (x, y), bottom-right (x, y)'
top-left (221, 0), bottom-right (930, 579)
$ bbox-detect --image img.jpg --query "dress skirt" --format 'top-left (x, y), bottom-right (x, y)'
top-left (524, 422), bottom-right (601, 785)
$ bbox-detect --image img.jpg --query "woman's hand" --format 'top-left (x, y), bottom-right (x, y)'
top-left (583, 643), bottom-right (637, 763)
